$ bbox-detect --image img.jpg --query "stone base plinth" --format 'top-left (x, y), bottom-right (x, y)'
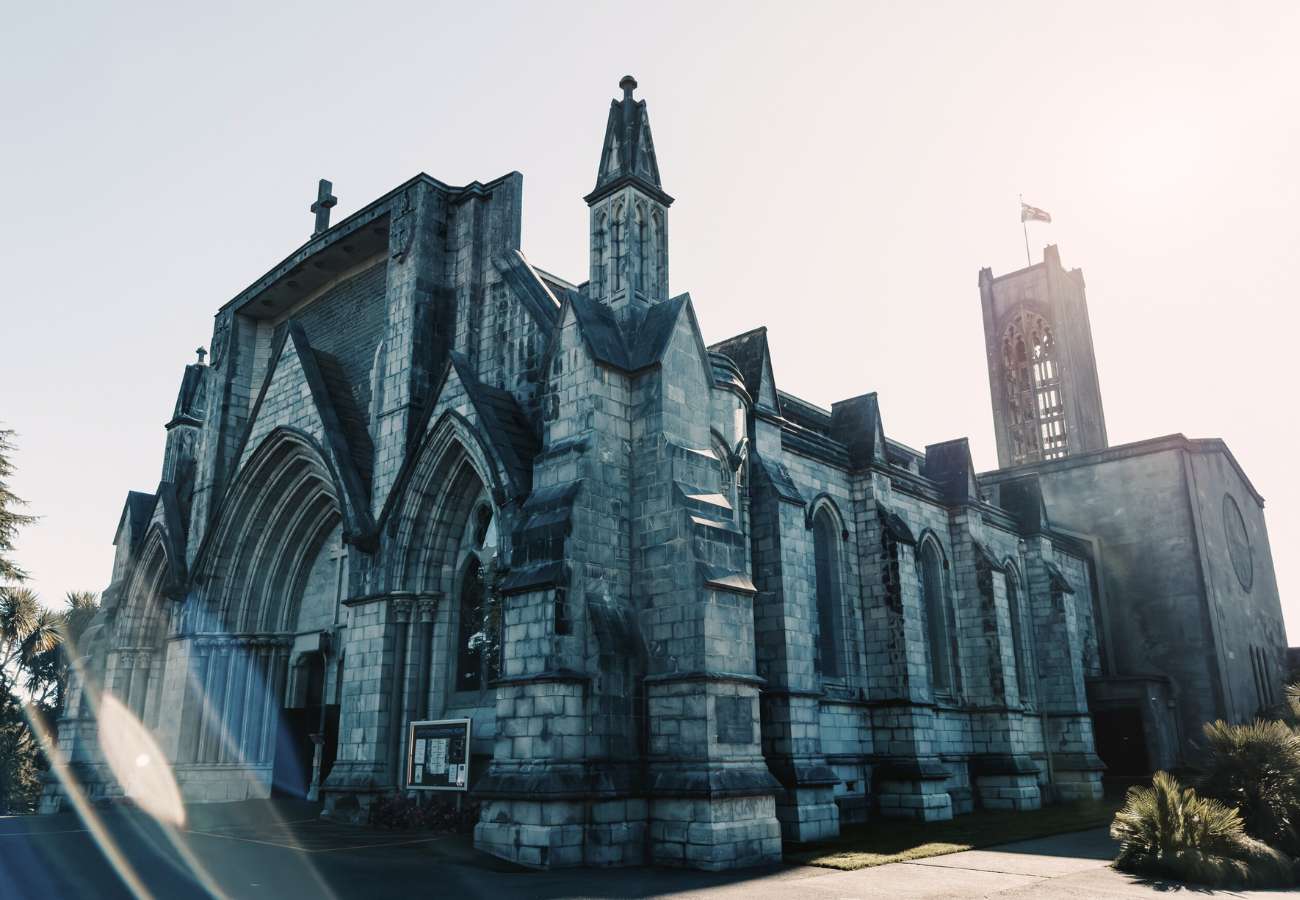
top-left (474, 798), bottom-right (647, 868)
top-left (975, 773), bottom-right (1041, 811)
top-left (876, 778), bottom-right (953, 821)
top-left (1052, 768), bottom-right (1104, 802)
top-left (649, 795), bottom-right (781, 870)
top-left (775, 784), bottom-right (840, 843)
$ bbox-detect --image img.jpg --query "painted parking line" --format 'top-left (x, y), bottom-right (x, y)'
top-left (0, 828), bottom-right (92, 837)
top-left (184, 828), bottom-right (452, 854)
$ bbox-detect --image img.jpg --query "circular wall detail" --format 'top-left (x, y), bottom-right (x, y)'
top-left (1222, 494), bottom-right (1253, 592)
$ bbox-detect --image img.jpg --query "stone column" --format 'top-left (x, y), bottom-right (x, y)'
top-left (258, 642), bottom-right (290, 765)
top-left (127, 651), bottom-right (151, 717)
top-left (411, 596), bottom-right (438, 721)
top-left (388, 599), bottom-right (412, 786)
top-left (322, 594), bottom-right (412, 812)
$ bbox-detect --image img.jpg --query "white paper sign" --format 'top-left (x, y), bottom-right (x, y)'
top-left (428, 737), bottom-right (448, 775)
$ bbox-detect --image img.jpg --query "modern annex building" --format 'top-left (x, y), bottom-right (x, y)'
top-left (46, 77), bottom-right (1286, 871)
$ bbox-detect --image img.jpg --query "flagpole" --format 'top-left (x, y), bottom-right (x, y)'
top-left (1020, 193), bottom-right (1031, 267)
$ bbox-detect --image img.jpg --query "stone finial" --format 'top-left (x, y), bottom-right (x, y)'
top-left (195, 346), bottom-right (207, 366)
top-left (620, 75), bottom-right (637, 100)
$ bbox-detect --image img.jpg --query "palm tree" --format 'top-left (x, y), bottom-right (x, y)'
top-left (0, 586), bottom-right (63, 814)
top-left (0, 587), bottom-right (63, 700)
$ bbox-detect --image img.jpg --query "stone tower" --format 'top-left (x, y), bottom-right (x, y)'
top-left (585, 75), bottom-right (672, 323)
top-left (980, 245), bottom-right (1108, 468)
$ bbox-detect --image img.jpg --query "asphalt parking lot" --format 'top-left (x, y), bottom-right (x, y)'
top-left (2, 800), bottom-right (1276, 899)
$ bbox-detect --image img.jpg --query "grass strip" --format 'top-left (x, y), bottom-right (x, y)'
top-left (787, 799), bottom-right (1121, 871)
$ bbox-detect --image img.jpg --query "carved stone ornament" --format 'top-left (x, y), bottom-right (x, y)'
top-left (390, 189), bottom-right (416, 263)
top-left (210, 315), bottom-right (231, 369)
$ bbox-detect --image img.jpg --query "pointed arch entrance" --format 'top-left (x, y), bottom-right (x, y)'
top-left (181, 429), bottom-right (347, 799)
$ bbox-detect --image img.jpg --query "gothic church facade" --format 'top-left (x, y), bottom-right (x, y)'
top-left (45, 77), bottom-right (1282, 871)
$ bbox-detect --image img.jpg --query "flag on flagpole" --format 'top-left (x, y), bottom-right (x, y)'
top-left (1020, 202), bottom-right (1052, 224)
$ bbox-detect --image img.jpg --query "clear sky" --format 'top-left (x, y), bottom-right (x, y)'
top-left (2, 1), bottom-right (1296, 639)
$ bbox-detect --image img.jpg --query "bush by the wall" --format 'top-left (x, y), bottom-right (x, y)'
top-left (1111, 771), bottom-right (1295, 888)
top-left (367, 792), bottom-right (480, 833)
top-left (1196, 718), bottom-right (1300, 857)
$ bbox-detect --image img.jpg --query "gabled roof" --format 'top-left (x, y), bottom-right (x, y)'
top-left (230, 321), bottom-right (377, 544)
top-left (493, 250), bottom-right (561, 333)
top-left (994, 474), bottom-right (1051, 534)
top-left (166, 362), bottom-right (208, 429)
top-left (830, 393), bottom-right (887, 468)
top-left (566, 292), bottom-right (700, 375)
top-left (448, 354), bottom-right (540, 500)
top-left (114, 491), bottom-right (156, 548)
top-left (708, 326), bottom-right (780, 413)
top-left (923, 438), bottom-right (982, 504)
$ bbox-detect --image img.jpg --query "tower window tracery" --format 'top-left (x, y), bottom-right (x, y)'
top-left (1002, 312), bottom-right (1068, 464)
top-left (610, 202), bottom-right (625, 292)
top-left (635, 204), bottom-right (649, 293)
top-left (592, 212), bottom-right (608, 296)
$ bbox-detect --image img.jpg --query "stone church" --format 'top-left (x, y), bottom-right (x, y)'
top-left (45, 76), bottom-right (1287, 871)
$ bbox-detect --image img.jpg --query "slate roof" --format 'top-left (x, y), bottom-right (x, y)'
top-left (494, 251), bottom-right (561, 332)
top-left (451, 353), bottom-right (541, 500)
top-left (586, 76), bottom-right (670, 205)
top-left (168, 363), bottom-right (207, 428)
top-left (707, 327), bottom-right (768, 403)
top-left (567, 292), bottom-right (693, 374)
top-left (115, 491), bottom-right (156, 546)
top-left (312, 349), bottom-right (375, 490)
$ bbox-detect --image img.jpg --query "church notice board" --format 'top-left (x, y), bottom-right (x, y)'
top-left (407, 719), bottom-right (472, 791)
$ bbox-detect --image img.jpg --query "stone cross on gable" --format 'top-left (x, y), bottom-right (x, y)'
top-left (311, 179), bottom-right (337, 236)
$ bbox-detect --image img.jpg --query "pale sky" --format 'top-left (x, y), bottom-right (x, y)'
top-left (2, 1), bottom-right (1296, 639)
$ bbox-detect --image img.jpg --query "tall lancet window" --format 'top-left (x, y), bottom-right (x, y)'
top-left (592, 213), bottom-right (608, 296)
top-left (812, 507), bottom-right (846, 679)
top-left (455, 500), bottom-right (499, 692)
top-left (635, 204), bottom-right (649, 293)
top-left (652, 209), bottom-right (665, 294)
top-left (919, 538), bottom-right (955, 696)
top-left (1002, 312), bottom-right (1068, 464)
top-left (610, 202), bottom-right (624, 292)
top-left (1005, 565), bottom-right (1036, 706)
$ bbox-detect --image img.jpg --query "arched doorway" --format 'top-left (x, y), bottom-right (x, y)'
top-left (182, 429), bottom-right (346, 800)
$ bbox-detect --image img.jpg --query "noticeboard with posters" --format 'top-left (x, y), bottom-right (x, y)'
top-left (406, 718), bottom-right (471, 791)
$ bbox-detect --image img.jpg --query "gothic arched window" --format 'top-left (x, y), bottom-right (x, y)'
top-left (652, 209), bottom-right (665, 295)
top-left (919, 538), bottom-right (955, 695)
top-left (1005, 564), bottom-right (1035, 706)
top-left (592, 212), bottom-right (608, 295)
top-left (635, 204), bottom-right (649, 293)
top-left (1002, 312), bottom-right (1068, 463)
top-left (455, 501), bottom-right (499, 692)
top-left (812, 507), bottom-right (845, 679)
top-left (610, 203), bottom-right (624, 292)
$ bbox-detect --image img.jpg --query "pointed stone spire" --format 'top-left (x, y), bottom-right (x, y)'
top-left (585, 75), bottom-right (672, 206)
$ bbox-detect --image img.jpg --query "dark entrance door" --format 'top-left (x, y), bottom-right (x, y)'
top-left (1093, 706), bottom-right (1150, 775)
top-left (271, 653), bottom-right (327, 798)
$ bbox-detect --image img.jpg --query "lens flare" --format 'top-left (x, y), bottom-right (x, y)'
top-left (97, 694), bottom-right (186, 828)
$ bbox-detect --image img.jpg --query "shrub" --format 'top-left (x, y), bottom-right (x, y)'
top-left (1196, 718), bottom-right (1300, 856)
top-left (367, 792), bottom-right (479, 833)
top-left (1110, 771), bottom-right (1295, 888)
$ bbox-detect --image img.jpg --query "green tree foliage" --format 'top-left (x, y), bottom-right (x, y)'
top-left (0, 429), bottom-right (104, 813)
top-left (1111, 771), bottom-right (1295, 888)
top-left (0, 586), bottom-right (62, 814)
top-left (1197, 718), bottom-right (1300, 856)
top-left (0, 428), bottom-right (36, 583)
